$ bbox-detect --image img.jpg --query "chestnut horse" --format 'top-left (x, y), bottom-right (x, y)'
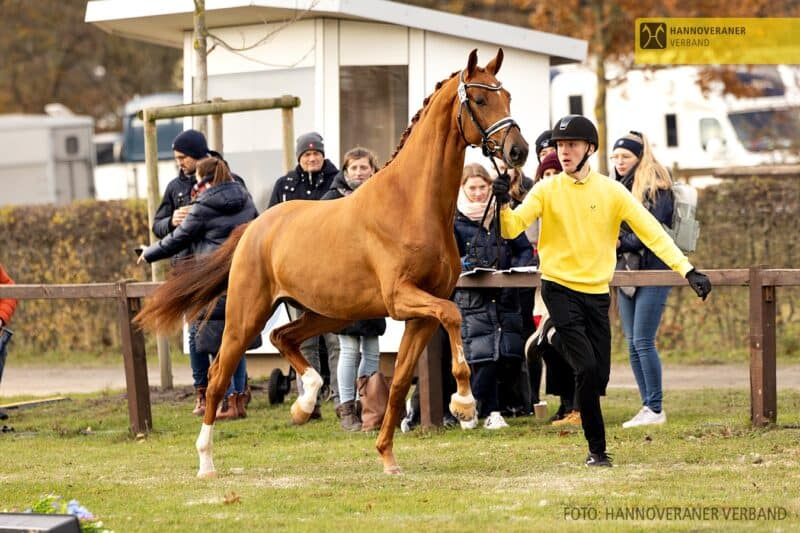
top-left (135, 48), bottom-right (528, 478)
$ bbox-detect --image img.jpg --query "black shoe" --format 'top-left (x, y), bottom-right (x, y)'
top-left (0, 408), bottom-right (7, 420)
top-left (548, 404), bottom-right (567, 422)
top-left (310, 405), bottom-right (322, 420)
top-left (585, 452), bottom-right (613, 467)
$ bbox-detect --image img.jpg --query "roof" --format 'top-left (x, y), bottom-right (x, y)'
top-left (85, 0), bottom-right (586, 64)
top-left (0, 114), bottom-right (94, 130)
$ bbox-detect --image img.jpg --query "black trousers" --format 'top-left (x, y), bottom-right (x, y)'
top-left (541, 280), bottom-right (611, 455)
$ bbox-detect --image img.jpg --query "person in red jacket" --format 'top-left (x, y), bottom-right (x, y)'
top-left (0, 264), bottom-right (18, 420)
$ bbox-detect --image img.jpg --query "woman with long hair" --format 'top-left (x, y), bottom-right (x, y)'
top-left (611, 131), bottom-right (674, 428)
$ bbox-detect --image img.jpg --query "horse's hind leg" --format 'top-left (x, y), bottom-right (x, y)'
top-left (196, 278), bottom-right (275, 479)
top-left (376, 316), bottom-right (438, 475)
top-left (270, 312), bottom-right (350, 425)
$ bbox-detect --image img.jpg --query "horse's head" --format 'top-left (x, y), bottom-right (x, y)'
top-left (457, 48), bottom-right (529, 169)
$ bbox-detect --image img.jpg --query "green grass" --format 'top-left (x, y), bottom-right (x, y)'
top-left (1, 385), bottom-right (799, 531)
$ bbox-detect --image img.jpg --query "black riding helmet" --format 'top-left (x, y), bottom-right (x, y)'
top-left (550, 114), bottom-right (598, 172)
top-left (535, 129), bottom-right (553, 162)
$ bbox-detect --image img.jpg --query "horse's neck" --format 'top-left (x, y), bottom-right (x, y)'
top-left (387, 87), bottom-right (465, 221)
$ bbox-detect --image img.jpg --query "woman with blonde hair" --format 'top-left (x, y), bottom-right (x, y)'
top-left (453, 162), bottom-right (533, 430)
top-left (611, 131), bottom-right (673, 429)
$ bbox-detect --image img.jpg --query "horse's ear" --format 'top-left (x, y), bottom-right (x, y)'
top-left (466, 49), bottom-right (478, 77)
top-left (486, 48), bottom-right (504, 76)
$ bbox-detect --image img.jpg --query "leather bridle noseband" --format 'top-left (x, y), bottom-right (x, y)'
top-left (456, 69), bottom-right (519, 162)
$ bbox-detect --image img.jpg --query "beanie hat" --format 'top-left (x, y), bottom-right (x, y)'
top-left (535, 151), bottom-right (562, 181)
top-left (295, 132), bottom-right (325, 160)
top-left (171, 129), bottom-right (209, 160)
top-left (613, 132), bottom-right (644, 159)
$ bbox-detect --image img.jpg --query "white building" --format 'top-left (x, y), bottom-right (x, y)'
top-left (86, 0), bottom-right (586, 208)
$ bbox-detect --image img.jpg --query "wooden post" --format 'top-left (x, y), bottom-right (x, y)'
top-left (116, 281), bottom-right (152, 435)
top-left (749, 266), bottom-right (777, 425)
top-left (418, 327), bottom-right (444, 428)
top-left (281, 103), bottom-right (295, 173)
top-left (210, 97), bottom-right (223, 153)
top-left (143, 109), bottom-right (173, 390)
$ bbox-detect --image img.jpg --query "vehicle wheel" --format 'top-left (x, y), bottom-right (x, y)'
top-left (268, 368), bottom-right (286, 405)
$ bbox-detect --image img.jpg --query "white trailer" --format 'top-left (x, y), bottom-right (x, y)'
top-left (550, 64), bottom-right (800, 172)
top-left (0, 114), bottom-right (95, 206)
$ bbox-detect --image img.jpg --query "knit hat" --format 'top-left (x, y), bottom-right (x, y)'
top-left (295, 132), bottom-right (325, 160)
top-left (535, 151), bottom-right (562, 181)
top-left (171, 129), bottom-right (209, 160)
top-left (613, 132), bottom-right (644, 158)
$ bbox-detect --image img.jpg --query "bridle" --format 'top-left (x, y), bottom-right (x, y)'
top-left (456, 69), bottom-right (520, 270)
top-left (456, 69), bottom-right (519, 163)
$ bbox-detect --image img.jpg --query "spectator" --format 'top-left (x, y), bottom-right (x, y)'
top-left (534, 129), bottom-right (555, 163)
top-left (611, 131), bottom-right (674, 428)
top-left (152, 129), bottom-right (250, 416)
top-left (322, 147), bottom-right (387, 431)
top-left (268, 132), bottom-right (341, 418)
top-left (0, 264), bottom-right (18, 420)
top-left (454, 163), bottom-right (533, 430)
top-left (140, 155), bottom-right (259, 420)
top-left (493, 114), bottom-right (711, 467)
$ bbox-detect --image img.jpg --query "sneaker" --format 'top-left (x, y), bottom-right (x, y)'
top-left (585, 452), bottom-right (613, 467)
top-left (483, 411), bottom-right (509, 430)
top-left (552, 410), bottom-right (581, 426)
top-left (460, 413), bottom-right (478, 430)
top-left (622, 406), bottom-right (666, 428)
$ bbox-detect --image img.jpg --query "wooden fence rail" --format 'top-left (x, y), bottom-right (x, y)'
top-left (0, 267), bottom-right (796, 434)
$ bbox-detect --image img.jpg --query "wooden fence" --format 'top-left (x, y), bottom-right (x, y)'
top-left (0, 267), bottom-right (797, 434)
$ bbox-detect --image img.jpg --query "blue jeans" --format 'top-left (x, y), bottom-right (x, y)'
top-left (617, 286), bottom-right (671, 413)
top-left (0, 326), bottom-right (12, 384)
top-left (189, 322), bottom-right (246, 397)
top-left (337, 335), bottom-right (380, 403)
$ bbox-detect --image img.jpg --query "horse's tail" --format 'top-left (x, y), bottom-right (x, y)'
top-left (134, 223), bottom-right (250, 334)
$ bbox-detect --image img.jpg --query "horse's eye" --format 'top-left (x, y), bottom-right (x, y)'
top-left (474, 95), bottom-right (486, 106)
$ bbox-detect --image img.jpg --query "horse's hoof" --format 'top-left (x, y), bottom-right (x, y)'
top-left (459, 413), bottom-right (478, 430)
top-left (384, 465), bottom-right (403, 475)
top-left (290, 401), bottom-right (312, 425)
top-left (197, 469), bottom-right (217, 479)
top-left (449, 392), bottom-right (476, 422)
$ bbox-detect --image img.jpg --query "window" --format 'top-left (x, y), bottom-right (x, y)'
top-left (339, 65), bottom-right (408, 165)
top-left (568, 95), bottom-right (583, 116)
top-left (665, 114), bottom-right (678, 147)
top-left (65, 136), bottom-right (79, 155)
top-left (700, 117), bottom-right (725, 152)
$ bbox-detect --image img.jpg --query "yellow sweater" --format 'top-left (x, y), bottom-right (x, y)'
top-left (499, 169), bottom-right (693, 294)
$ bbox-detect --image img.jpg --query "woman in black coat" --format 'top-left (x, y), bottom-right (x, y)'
top-left (453, 163), bottom-right (533, 430)
top-left (140, 155), bottom-right (259, 420)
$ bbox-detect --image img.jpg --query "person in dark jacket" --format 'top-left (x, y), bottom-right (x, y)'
top-left (268, 132), bottom-right (341, 418)
top-left (611, 131), bottom-right (674, 429)
top-left (0, 264), bottom-right (18, 420)
top-left (321, 147), bottom-right (387, 431)
top-left (454, 163), bottom-right (533, 430)
top-left (151, 129), bottom-right (251, 417)
top-left (140, 155), bottom-right (259, 420)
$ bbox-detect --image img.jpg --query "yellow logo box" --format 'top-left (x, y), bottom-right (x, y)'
top-left (635, 18), bottom-right (800, 64)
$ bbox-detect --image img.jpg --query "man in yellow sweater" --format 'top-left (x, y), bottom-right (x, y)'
top-left (492, 115), bottom-right (711, 467)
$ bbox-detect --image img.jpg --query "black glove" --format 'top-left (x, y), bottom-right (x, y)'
top-left (686, 269), bottom-right (712, 300)
top-left (492, 172), bottom-right (511, 205)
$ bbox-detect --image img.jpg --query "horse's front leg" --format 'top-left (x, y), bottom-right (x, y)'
top-left (377, 317), bottom-right (439, 474)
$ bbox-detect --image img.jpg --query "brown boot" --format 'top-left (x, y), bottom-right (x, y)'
top-left (335, 400), bottom-right (361, 432)
top-left (192, 387), bottom-right (206, 416)
top-left (216, 393), bottom-right (239, 421)
top-left (235, 391), bottom-right (248, 419)
top-left (242, 384), bottom-right (252, 407)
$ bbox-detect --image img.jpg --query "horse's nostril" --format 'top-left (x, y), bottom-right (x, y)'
top-left (510, 146), bottom-right (520, 159)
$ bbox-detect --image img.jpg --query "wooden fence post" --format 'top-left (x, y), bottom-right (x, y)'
top-left (418, 328), bottom-right (444, 428)
top-left (749, 266), bottom-right (777, 425)
top-left (116, 280), bottom-right (152, 434)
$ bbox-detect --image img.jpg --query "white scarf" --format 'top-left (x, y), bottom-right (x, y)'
top-left (456, 187), bottom-right (494, 230)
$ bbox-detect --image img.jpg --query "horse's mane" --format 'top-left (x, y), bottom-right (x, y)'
top-left (383, 69), bottom-right (461, 168)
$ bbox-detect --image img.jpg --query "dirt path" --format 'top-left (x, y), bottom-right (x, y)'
top-left (2, 363), bottom-right (800, 398)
